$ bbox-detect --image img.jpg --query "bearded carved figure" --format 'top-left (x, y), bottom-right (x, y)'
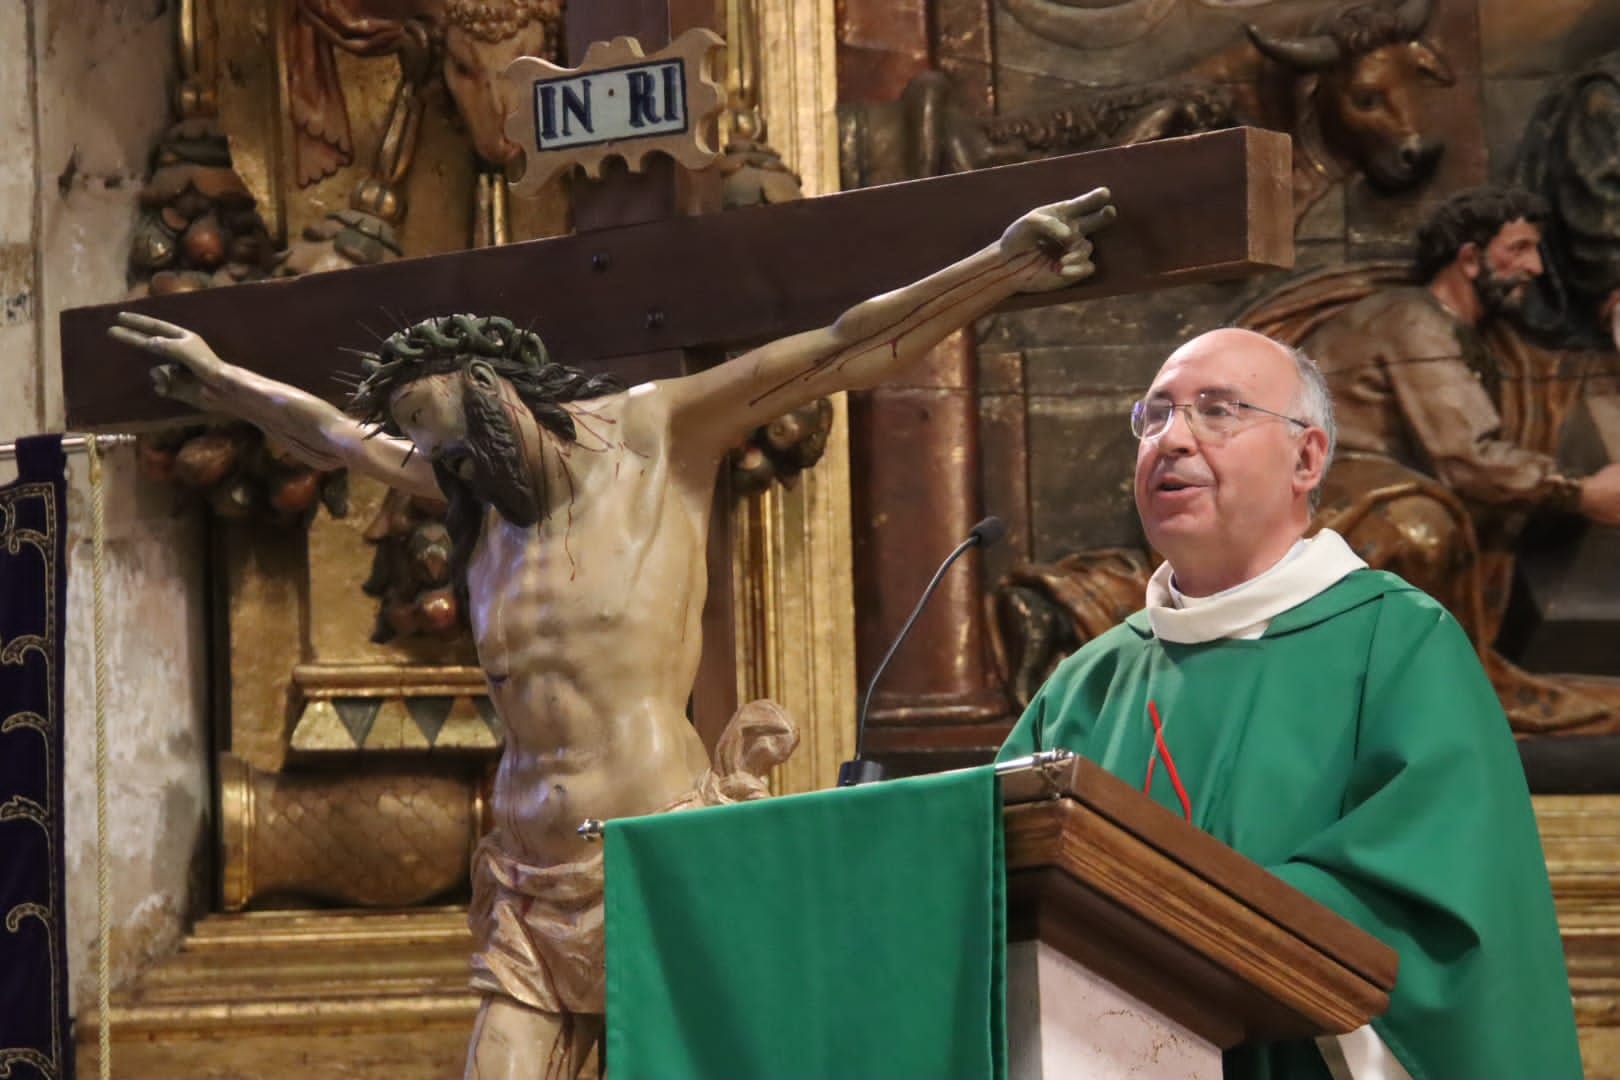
top-left (347, 314), bottom-right (627, 584)
top-left (351, 309), bottom-right (621, 641)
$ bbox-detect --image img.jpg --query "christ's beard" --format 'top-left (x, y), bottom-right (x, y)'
top-left (451, 379), bottom-right (543, 529)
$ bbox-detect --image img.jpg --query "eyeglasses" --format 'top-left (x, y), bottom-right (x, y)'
top-left (1130, 390), bottom-right (1309, 442)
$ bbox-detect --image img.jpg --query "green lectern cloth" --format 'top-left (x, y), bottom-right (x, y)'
top-left (604, 766), bottom-right (1005, 1080)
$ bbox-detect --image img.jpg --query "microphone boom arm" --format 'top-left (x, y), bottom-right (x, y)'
top-left (840, 515), bottom-right (1005, 786)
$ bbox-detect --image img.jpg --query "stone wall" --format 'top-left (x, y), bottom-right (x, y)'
top-left (0, 0), bottom-right (211, 1011)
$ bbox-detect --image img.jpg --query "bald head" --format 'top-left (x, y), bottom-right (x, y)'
top-left (1165, 329), bottom-right (1337, 465)
top-left (1133, 328), bottom-right (1333, 596)
top-left (1164, 329), bottom-right (1301, 406)
top-left (1177, 326), bottom-right (1287, 359)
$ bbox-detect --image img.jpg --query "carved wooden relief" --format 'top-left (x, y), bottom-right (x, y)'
top-left (836, 0), bottom-right (1620, 765)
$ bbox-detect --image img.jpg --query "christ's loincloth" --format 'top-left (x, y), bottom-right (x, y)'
top-left (468, 699), bottom-right (800, 1015)
top-left (469, 836), bottom-right (607, 1013)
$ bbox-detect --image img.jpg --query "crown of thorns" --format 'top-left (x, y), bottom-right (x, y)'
top-left (350, 313), bottom-right (549, 420)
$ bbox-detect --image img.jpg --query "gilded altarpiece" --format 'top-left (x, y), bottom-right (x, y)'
top-left (180, 0), bottom-right (850, 918)
top-left (83, 1), bottom-right (847, 1072)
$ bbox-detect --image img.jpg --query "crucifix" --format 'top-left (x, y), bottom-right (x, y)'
top-left (65, 122), bottom-right (1290, 741)
top-left (64, 131), bottom-right (1292, 724)
top-left (60, 1), bottom-right (1290, 1069)
top-left (62, 122), bottom-right (1288, 755)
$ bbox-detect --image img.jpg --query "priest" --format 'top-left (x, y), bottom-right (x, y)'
top-left (998, 327), bottom-right (1581, 1078)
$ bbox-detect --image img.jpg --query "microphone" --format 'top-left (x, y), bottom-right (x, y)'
top-left (838, 516), bottom-right (1007, 787)
top-left (968, 515), bottom-right (1007, 548)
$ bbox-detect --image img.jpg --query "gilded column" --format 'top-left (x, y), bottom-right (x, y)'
top-left (729, 0), bottom-right (854, 795)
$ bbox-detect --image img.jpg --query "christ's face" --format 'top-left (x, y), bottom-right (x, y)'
top-left (389, 365), bottom-right (542, 528)
top-left (389, 372), bottom-right (469, 460)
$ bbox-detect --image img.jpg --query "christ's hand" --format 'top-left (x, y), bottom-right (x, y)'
top-left (109, 312), bottom-right (231, 412)
top-left (999, 187), bottom-right (1115, 293)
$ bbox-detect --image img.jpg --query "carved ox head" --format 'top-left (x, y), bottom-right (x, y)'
top-left (1248, 0), bottom-right (1454, 192)
top-left (437, 0), bottom-right (561, 166)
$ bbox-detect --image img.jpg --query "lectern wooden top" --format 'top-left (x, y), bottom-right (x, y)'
top-left (1002, 755), bottom-right (1397, 1049)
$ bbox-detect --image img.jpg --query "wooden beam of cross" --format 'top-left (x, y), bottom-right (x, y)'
top-left (61, 127), bottom-right (1292, 429)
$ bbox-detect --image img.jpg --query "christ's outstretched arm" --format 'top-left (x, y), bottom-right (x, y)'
top-left (662, 189), bottom-right (1114, 459)
top-left (109, 312), bottom-right (443, 502)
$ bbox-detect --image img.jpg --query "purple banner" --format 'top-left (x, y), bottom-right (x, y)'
top-left (0, 435), bottom-right (73, 1080)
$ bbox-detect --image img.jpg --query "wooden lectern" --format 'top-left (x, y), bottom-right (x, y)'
top-left (1000, 754), bottom-right (1398, 1079)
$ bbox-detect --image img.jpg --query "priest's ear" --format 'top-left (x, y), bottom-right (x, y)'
top-left (1292, 426), bottom-right (1330, 499)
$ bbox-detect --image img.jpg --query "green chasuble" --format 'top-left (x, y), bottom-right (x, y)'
top-left (604, 766), bottom-right (1005, 1080)
top-left (998, 569), bottom-right (1581, 1080)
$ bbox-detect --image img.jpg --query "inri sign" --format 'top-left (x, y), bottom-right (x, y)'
top-left (503, 29), bottom-right (725, 197)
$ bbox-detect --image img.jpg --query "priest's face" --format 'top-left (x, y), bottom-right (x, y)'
top-left (1133, 329), bottom-right (1325, 596)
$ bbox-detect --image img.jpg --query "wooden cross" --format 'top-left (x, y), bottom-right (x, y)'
top-left (64, 126), bottom-right (1292, 423)
top-left (60, 0), bottom-right (1291, 737)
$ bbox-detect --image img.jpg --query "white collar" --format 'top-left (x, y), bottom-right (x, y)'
top-left (1145, 530), bottom-right (1366, 643)
top-left (1167, 538), bottom-right (1307, 609)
